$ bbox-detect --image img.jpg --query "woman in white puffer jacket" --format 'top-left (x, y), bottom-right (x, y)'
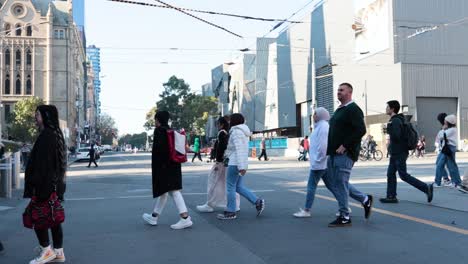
top-left (217, 113), bottom-right (265, 220)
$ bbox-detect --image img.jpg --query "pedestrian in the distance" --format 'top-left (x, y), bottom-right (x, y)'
top-left (24, 105), bottom-right (67, 263)
top-left (302, 136), bottom-right (310, 161)
top-left (434, 113), bottom-right (451, 187)
top-left (217, 113), bottom-right (265, 220)
top-left (258, 137), bottom-right (268, 161)
top-left (87, 144), bottom-right (98, 168)
top-left (197, 117), bottom-right (240, 213)
top-left (434, 114), bottom-right (463, 190)
top-left (192, 137), bottom-right (203, 162)
top-left (380, 100), bottom-right (433, 204)
top-left (326, 83), bottom-right (373, 227)
top-left (142, 110), bottom-right (193, 230)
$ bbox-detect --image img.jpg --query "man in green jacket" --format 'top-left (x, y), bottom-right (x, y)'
top-left (327, 83), bottom-right (373, 227)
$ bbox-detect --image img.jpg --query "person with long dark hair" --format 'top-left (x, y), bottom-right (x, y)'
top-left (142, 111), bottom-right (193, 229)
top-left (217, 113), bottom-right (265, 220)
top-left (197, 117), bottom-right (240, 213)
top-left (24, 105), bottom-right (67, 263)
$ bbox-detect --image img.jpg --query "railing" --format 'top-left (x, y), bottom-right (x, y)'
top-left (0, 152), bottom-right (21, 198)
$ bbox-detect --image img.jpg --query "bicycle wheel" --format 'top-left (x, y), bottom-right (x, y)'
top-left (359, 150), bottom-right (368, 161)
top-left (373, 150), bottom-right (383, 161)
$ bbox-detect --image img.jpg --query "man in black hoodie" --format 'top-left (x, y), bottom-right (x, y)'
top-left (380, 100), bottom-right (433, 203)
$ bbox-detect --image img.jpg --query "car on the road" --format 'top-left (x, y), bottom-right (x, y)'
top-left (76, 147), bottom-right (91, 161)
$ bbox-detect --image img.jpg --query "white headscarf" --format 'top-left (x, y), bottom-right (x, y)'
top-left (314, 107), bottom-right (330, 122)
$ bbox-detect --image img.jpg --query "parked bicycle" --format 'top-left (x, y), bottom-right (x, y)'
top-left (359, 147), bottom-right (383, 161)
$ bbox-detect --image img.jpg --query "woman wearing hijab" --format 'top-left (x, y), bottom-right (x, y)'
top-left (192, 137), bottom-right (203, 162)
top-left (24, 105), bottom-right (67, 263)
top-left (142, 111), bottom-right (193, 230)
top-left (197, 117), bottom-right (240, 213)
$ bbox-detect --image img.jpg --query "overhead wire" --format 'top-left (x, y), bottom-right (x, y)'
top-left (107, 0), bottom-right (303, 24)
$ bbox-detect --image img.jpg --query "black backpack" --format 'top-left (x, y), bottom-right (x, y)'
top-left (403, 121), bottom-right (419, 150)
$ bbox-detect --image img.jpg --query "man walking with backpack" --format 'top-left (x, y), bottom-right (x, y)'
top-left (380, 100), bottom-right (434, 203)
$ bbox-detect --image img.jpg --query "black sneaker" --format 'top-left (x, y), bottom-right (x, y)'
top-left (328, 215), bottom-right (352, 227)
top-left (217, 212), bottom-right (237, 220)
top-left (363, 195), bottom-right (373, 219)
top-left (427, 183), bottom-right (434, 203)
top-left (379, 197), bottom-right (399, 203)
top-left (0, 241), bottom-right (4, 253)
top-left (458, 185), bottom-right (468, 194)
top-left (255, 199), bottom-right (265, 216)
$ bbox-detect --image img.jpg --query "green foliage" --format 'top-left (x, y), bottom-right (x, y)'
top-left (118, 132), bottom-right (148, 149)
top-left (7, 97), bottom-right (44, 143)
top-left (143, 106), bottom-right (157, 131)
top-left (97, 113), bottom-right (118, 145)
top-left (152, 76), bottom-right (218, 134)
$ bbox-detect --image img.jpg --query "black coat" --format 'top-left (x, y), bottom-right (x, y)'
top-left (24, 128), bottom-right (66, 201)
top-left (387, 114), bottom-right (409, 156)
top-left (152, 126), bottom-right (182, 198)
top-left (214, 129), bottom-right (229, 162)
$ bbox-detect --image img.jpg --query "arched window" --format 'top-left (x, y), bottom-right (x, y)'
top-left (15, 24), bottom-right (22, 36)
top-left (4, 74), bottom-right (10, 94)
top-left (15, 74), bottom-right (21, 94)
top-left (4, 23), bottom-right (11, 35)
top-left (26, 50), bottom-right (32, 66)
top-left (16, 50), bottom-right (21, 67)
top-left (26, 25), bottom-right (32, 36)
top-left (26, 75), bottom-right (32, 95)
top-left (5, 49), bottom-right (11, 66)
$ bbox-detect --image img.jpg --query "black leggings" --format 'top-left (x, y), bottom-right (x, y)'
top-left (88, 158), bottom-right (98, 167)
top-left (192, 152), bottom-right (202, 162)
top-left (34, 224), bottom-right (63, 248)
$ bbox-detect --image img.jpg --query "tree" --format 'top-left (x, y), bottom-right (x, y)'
top-left (118, 132), bottom-right (148, 148)
top-left (154, 76), bottom-right (218, 134)
top-left (8, 97), bottom-right (44, 143)
top-left (97, 113), bottom-right (118, 145)
top-left (143, 106), bottom-right (157, 131)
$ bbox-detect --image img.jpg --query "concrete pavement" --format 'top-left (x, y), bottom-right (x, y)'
top-left (1, 152), bottom-right (467, 263)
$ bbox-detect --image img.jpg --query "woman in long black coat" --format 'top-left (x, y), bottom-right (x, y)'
top-left (24, 105), bottom-right (67, 263)
top-left (142, 110), bottom-right (193, 230)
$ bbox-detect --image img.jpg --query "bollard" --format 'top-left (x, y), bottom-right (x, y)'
top-left (11, 152), bottom-right (21, 190)
top-left (0, 156), bottom-right (12, 198)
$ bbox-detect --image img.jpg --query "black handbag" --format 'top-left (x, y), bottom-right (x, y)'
top-left (441, 132), bottom-right (453, 157)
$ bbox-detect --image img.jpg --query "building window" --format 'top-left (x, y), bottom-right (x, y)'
top-left (54, 29), bottom-right (65, 39)
top-left (26, 50), bottom-right (32, 66)
top-left (26, 76), bottom-right (32, 95)
top-left (15, 24), bottom-right (22, 36)
top-left (15, 50), bottom-right (21, 67)
top-left (4, 23), bottom-right (11, 35)
top-left (26, 25), bottom-right (32, 36)
top-left (15, 75), bottom-right (21, 94)
top-left (4, 104), bottom-right (11, 123)
top-left (4, 75), bottom-right (10, 94)
top-left (5, 49), bottom-right (11, 66)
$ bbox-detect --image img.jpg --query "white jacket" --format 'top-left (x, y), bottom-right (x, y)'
top-left (309, 120), bottom-right (329, 170)
top-left (226, 124), bottom-right (252, 170)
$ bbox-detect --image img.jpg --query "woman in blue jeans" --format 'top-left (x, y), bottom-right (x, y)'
top-left (217, 113), bottom-right (265, 220)
top-left (434, 114), bottom-right (462, 189)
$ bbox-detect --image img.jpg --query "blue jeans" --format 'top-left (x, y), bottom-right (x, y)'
top-left (304, 170), bottom-right (328, 209)
top-left (436, 153), bottom-right (449, 181)
top-left (226, 166), bottom-right (259, 213)
top-left (387, 154), bottom-right (428, 198)
top-left (327, 155), bottom-right (367, 216)
top-left (435, 146), bottom-right (461, 185)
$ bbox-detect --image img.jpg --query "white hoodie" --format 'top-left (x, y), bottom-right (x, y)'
top-left (226, 124), bottom-right (252, 171)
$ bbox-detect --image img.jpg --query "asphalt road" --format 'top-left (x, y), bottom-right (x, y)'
top-left (1, 152), bottom-right (467, 263)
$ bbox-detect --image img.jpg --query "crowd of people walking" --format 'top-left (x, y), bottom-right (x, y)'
top-left (5, 81), bottom-right (468, 263)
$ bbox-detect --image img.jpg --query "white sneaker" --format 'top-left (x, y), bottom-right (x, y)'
top-left (170, 216), bottom-right (193, 230)
top-left (196, 204), bottom-right (214, 213)
top-left (50, 248), bottom-right (65, 263)
top-left (443, 180), bottom-right (452, 187)
top-left (449, 183), bottom-right (456, 188)
top-left (142, 213), bottom-right (158, 226)
top-left (433, 183), bottom-right (443, 188)
top-left (335, 207), bottom-right (352, 217)
top-left (293, 208), bottom-right (311, 218)
top-left (30, 246), bottom-right (56, 264)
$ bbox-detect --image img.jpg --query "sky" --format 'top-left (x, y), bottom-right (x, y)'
top-left (85, 0), bottom-right (318, 136)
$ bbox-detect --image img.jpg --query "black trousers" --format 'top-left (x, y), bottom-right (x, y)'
top-left (34, 224), bottom-right (63, 249)
top-left (88, 158), bottom-right (98, 167)
top-left (192, 152), bottom-right (203, 162)
top-left (258, 149), bottom-right (268, 160)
